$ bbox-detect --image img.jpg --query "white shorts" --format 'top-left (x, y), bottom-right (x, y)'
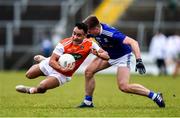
top-left (39, 58), bottom-right (71, 85)
top-left (108, 53), bottom-right (132, 68)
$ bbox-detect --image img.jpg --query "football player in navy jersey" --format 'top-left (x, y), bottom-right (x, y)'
top-left (78, 15), bottom-right (165, 108)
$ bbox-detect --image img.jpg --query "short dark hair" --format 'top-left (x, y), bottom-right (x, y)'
top-left (75, 23), bottom-right (88, 34)
top-left (83, 15), bottom-right (100, 29)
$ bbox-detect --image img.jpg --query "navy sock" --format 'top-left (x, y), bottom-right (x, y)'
top-left (148, 91), bottom-right (154, 98)
top-left (85, 95), bottom-right (92, 101)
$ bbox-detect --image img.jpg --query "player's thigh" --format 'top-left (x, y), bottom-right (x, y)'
top-left (86, 57), bottom-right (111, 73)
top-left (117, 67), bottom-right (130, 85)
top-left (39, 76), bottom-right (60, 89)
top-left (26, 64), bottom-right (44, 78)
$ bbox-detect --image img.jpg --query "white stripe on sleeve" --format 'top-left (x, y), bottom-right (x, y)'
top-left (53, 43), bottom-right (64, 56)
top-left (92, 41), bottom-right (100, 51)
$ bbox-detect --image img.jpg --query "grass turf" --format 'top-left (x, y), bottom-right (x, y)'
top-left (0, 71), bottom-right (180, 117)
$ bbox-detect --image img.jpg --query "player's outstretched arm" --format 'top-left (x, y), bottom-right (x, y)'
top-left (91, 48), bottom-right (110, 60)
top-left (123, 36), bottom-right (146, 74)
top-left (123, 36), bottom-right (141, 59)
top-left (91, 41), bottom-right (110, 60)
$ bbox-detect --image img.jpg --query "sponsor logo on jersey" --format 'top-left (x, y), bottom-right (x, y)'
top-left (70, 53), bottom-right (83, 60)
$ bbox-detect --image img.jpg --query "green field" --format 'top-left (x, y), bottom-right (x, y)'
top-left (0, 71), bottom-right (180, 117)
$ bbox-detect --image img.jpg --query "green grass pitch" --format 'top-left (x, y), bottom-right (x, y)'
top-left (0, 71), bottom-right (180, 117)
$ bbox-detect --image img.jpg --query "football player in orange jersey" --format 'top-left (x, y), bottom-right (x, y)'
top-left (15, 23), bottom-right (109, 94)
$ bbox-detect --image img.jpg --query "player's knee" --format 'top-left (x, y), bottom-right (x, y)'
top-left (85, 69), bottom-right (94, 79)
top-left (37, 86), bottom-right (47, 93)
top-left (118, 83), bottom-right (129, 93)
top-left (25, 71), bottom-right (33, 79)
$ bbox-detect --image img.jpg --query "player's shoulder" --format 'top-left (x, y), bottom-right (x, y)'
top-left (60, 37), bottom-right (71, 43)
top-left (101, 23), bottom-right (117, 37)
top-left (81, 38), bottom-right (94, 48)
top-left (83, 38), bottom-right (93, 43)
top-left (60, 37), bottom-right (72, 46)
top-left (101, 23), bottom-right (126, 39)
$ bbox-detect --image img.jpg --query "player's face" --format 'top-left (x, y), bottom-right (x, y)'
top-left (88, 27), bottom-right (100, 36)
top-left (72, 27), bottom-right (86, 43)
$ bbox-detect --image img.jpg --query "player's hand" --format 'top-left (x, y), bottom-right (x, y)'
top-left (91, 49), bottom-right (98, 56)
top-left (135, 58), bottom-right (146, 74)
top-left (61, 62), bottom-right (75, 72)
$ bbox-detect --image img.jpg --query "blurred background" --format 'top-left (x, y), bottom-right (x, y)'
top-left (0, 0), bottom-right (179, 76)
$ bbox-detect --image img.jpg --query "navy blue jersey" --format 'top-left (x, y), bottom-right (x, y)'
top-left (94, 23), bottom-right (132, 59)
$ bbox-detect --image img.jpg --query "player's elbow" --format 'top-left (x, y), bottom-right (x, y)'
top-left (124, 36), bottom-right (139, 46)
top-left (130, 38), bottom-right (139, 46)
top-left (129, 39), bottom-right (139, 51)
top-left (49, 59), bottom-right (55, 68)
top-left (134, 40), bottom-right (139, 46)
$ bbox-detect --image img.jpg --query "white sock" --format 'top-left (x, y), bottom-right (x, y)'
top-left (29, 88), bottom-right (36, 94)
top-left (84, 100), bottom-right (92, 105)
top-left (152, 93), bottom-right (157, 100)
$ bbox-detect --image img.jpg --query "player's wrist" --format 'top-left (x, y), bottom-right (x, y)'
top-left (97, 52), bottom-right (100, 57)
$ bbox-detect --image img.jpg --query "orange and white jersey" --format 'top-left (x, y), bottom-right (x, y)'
top-left (53, 37), bottom-right (100, 76)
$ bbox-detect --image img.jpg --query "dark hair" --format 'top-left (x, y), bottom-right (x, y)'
top-left (75, 23), bottom-right (88, 34)
top-left (83, 15), bottom-right (100, 29)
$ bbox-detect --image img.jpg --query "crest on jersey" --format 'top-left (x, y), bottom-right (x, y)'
top-left (104, 38), bottom-right (108, 43)
top-left (80, 45), bottom-right (84, 49)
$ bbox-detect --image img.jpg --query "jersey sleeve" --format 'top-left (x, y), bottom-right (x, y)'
top-left (52, 43), bottom-right (64, 56)
top-left (113, 31), bottom-right (126, 43)
top-left (91, 41), bottom-right (100, 51)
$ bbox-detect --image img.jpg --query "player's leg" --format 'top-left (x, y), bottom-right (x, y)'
top-left (117, 67), bottom-right (150, 96)
top-left (16, 76), bottom-right (60, 94)
top-left (85, 58), bottom-right (110, 95)
top-left (117, 67), bottom-right (165, 107)
top-left (16, 63), bottom-right (44, 93)
top-left (25, 64), bottom-right (44, 79)
top-left (78, 57), bottom-right (111, 108)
